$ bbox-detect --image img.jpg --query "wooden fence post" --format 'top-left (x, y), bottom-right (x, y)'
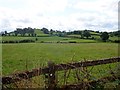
top-left (47, 61), bottom-right (56, 89)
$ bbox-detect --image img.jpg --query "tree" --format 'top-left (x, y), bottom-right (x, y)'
top-left (57, 31), bottom-right (62, 37)
top-left (4, 31), bottom-right (7, 36)
top-left (50, 29), bottom-right (53, 36)
top-left (28, 27), bottom-right (34, 36)
top-left (41, 28), bottom-right (49, 34)
top-left (82, 30), bottom-right (91, 39)
top-left (0, 31), bottom-right (5, 36)
top-left (36, 38), bottom-right (38, 41)
top-left (62, 31), bottom-right (67, 37)
top-left (114, 31), bottom-right (120, 37)
top-left (100, 32), bottom-right (109, 42)
top-left (73, 31), bottom-right (81, 35)
top-left (16, 28), bottom-right (23, 36)
top-left (14, 31), bottom-right (18, 36)
top-left (34, 33), bottom-right (37, 37)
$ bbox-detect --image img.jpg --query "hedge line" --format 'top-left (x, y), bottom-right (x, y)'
top-left (2, 39), bottom-right (35, 43)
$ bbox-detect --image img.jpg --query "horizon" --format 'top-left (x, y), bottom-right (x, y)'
top-left (0, 0), bottom-right (119, 32)
top-left (0, 27), bottom-right (119, 33)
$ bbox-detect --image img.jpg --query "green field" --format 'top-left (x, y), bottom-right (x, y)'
top-left (2, 43), bottom-right (118, 75)
top-left (2, 36), bottom-right (36, 41)
top-left (34, 29), bottom-right (50, 37)
top-left (2, 34), bottom-right (120, 88)
top-left (2, 36), bottom-right (98, 43)
top-left (109, 36), bottom-right (119, 41)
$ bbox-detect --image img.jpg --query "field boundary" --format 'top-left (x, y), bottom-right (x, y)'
top-left (2, 57), bottom-right (120, 89)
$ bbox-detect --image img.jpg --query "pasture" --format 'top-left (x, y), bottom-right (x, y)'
top-left (1, 36), bottom-right (97, 43)
top-left (1, 36), bottom-right (36, 41)
top-left (2, 35), bottom-right (120, 88)
top-left (2, 42), bottom-right (118, 75)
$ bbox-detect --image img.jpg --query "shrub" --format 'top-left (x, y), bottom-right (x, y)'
top-left (91, 37), bottom-right (95, 40)
top-left (40, 41), bottom-right (44, 43)
top-left (15, 41), bottom-right (19, 43)
top-left (69, 41), bottom-right (77, 43)
top-left (19, 39), bottom-right (35, 43)
top-left (2, 39), bottom-right (35, 43)
top-left (9, 40), bottom-right (15, 43)
top-left (36, 38), bottom-right (38, 41)
top-left (114, 40), bottom-right (120, 43)
top-left (57, 41), bottom-right (60, 43)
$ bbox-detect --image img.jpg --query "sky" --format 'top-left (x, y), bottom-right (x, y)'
top-left (0, 0), bottom-right (119, 32)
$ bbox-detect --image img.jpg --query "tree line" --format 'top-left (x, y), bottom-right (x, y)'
top-left (1, 27), bottom-right (119, 42)
top-left (1, 27), bottom-right (36, 37)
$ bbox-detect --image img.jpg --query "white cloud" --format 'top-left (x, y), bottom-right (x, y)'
top-left (71, 0), bottom-right (118, 31)
top-left (0, 0), bottom-right (119, 32)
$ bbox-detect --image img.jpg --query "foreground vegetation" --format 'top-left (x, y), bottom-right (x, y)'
top-left (2, 43), bottom-right (118, 75)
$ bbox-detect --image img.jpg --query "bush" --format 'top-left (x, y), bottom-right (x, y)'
top-left (9, 40), bottom-right (15, 43)
top-left (114, 40), bottom-right (120, 43)
top-left (19, 39), bottom-right (35, 43)
top-left (91, 37), bottom-right (95, 40)
top-left (2, 39), bottom-right (35, 43)
top-left (69, 41), bottom-right (77, 43)
top-left (2, 41), bottom-right (8, 43)
top-left (15, 41), bottom-right (19, 43)
top-left (57, 41), bottom-right (60, 43)
top-left (35, 38), bottom-right (38, 41)
top-left (40, 41), bottom-right (44, 43)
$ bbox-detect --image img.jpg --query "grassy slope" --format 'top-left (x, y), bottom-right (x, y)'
top-left (2, 43), bottom-right (118, 75)
top-left (109, 36), bottom-right (118, 41)
top-left (67, 32), bottom-right (118, 41)
top-left (90, 32), bottom-right (100, 35)
top-left (36, 36), bottom-right (97, 43)
top-left (34, 29), bottom-right (49, 36)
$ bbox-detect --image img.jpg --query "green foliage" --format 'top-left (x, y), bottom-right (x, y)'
top-left (100, 32), bottom-right (109, 42)
top-left (82, 30), bottom-right (91, 39)
top-left (14, 27), bottom-right (35, 36)
top-left (68, 41), bottom-right (76, 43)
top-left (41, 27), bottom-right (49, 34)
top-left (109, 31), bottom-right (120, 37)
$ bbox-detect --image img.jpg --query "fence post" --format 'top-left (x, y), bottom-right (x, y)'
top-left (47, 61), bottom-right (56, 89)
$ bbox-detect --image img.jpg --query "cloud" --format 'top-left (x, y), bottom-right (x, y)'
top-left (70, 0), bottom-right (118, 31)
top-left (0, 18), bottom-right (13, 32)
top-left (0, 0), bottom-right (119, 32)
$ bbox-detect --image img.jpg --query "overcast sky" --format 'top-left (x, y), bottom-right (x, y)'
top-left (0, 0), bottom-right (119, 32)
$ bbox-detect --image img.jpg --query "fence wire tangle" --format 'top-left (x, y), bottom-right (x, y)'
top-left (61, 75), bottom-right (120, 89)
top-left (2, 57), bottom-right (120, 85)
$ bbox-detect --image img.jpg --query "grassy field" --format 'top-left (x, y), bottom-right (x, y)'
top-left (2, 36), bottom-right (97, 43)
top-left (1, 29), bottom-right (120, 88)
top-left (2, 43), bottom-right (118, 75)
top-left (1, 36), bottom-right (36, 41)
top-left (109, 36), bottom-right (118, 41)
top-left (2, 35), bottom-right (119, 88)
top-left (34, 29), bottom-right (49, 37)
